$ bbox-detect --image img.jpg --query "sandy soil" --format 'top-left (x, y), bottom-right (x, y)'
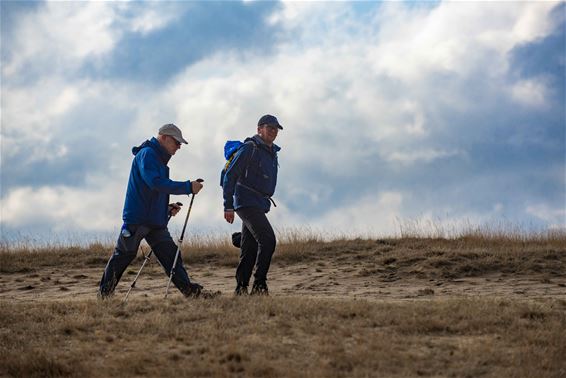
top-left (2, 260), bottom-right (565, 303)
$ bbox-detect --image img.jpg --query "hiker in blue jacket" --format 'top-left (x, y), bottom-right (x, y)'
top-left (223, 114), bottom-right (282, 295)
top-left (99, 124), bottom-right (205, 298)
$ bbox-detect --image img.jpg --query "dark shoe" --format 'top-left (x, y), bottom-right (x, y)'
top-left (250, 281), bottom-right (268, 296)
top-left (234, 284), bottom-right (248, 296)
top-left (182, 282), bottom-right (203, 298)
top-left (97, 291), bottom-right (113, 300)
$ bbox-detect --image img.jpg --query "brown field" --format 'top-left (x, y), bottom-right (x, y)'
top-left (1, 233), bottom-right (565, 377)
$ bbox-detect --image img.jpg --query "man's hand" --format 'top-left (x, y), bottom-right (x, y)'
top-left (224, 210), bottom-right (235, 224)
top-left (168, 202), bottom-right (182, 217)
top-left (191, 179), bottom-right (204, 195)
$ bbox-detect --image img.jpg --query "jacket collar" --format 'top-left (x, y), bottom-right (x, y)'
top-left (150, 137), bottom-right (172, 164)
top-left (132, 137), bottom-right (171, 164)
top-left (251, 134), bottom-right (281, 153)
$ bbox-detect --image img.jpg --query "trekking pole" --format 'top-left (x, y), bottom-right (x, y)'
top-left (165, 179), bottom-right (204, 298)
top-left (123, 202), bottom-right (183, 303)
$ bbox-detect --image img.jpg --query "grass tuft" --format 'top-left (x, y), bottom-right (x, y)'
top-left (0, 297), bottom-right (564, 377)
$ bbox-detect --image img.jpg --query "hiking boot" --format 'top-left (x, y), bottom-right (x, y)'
top-left (182, 282), bottom-right (203, 298)
top-left (234, 284), bottom-right (248, 296)
top-left (250, 281), bottom-right (268, 296)
top-left (97, 291), bottom-right (113, 300)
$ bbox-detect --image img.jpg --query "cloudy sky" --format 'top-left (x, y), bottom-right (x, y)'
top-left (1, 1), bottom-right (564, 243)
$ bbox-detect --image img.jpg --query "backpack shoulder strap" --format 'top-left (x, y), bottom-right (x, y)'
top-left (243, 140), bottom-right (259, 178)
top-left (245, 139), bottom-right (258, 158)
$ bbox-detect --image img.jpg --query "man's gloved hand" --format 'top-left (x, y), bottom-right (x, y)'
top-left (168, 202), bottom-right (182, 217)
top-left (191, 179), bottom-right (204, 195)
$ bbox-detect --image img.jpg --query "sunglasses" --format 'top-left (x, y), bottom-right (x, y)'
top-left (169, 136), bottom-right (181, 146)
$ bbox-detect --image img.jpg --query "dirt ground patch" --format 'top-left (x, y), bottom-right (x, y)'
top-left (1, 237), bottom-right (565, 377)
top-left (1, 235), bottom-right (565, 302)
top-left (1, 261), bottom-right (565, 303)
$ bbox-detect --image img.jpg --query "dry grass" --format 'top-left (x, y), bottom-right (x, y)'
top-left (0, 242), bottom-right (110, 274)
top-left (1, 231), bottom-right (565, 377)
top-left (2, 232), bottom-right (565, 281)
top-left (1, 296), bottom-right (565, 377)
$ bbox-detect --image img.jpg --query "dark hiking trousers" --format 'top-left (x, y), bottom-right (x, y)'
top-left (235, 207), bottom-right (276, 287)
top-left (99, 225), bottom-right (192, 297)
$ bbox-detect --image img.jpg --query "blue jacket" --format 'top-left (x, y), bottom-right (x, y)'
top-left (123, 137), bottom-right (192, 227)
top-left (223, 135), bottom-right (280, 212)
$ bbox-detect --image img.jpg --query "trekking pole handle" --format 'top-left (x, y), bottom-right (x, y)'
top-left (179, 180), bottom-right (203, 243)
top-left (167, 202), bottom-right (183, 219)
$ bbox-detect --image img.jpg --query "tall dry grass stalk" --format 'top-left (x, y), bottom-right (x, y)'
top-left (396, 217), bottom-right (566, 241)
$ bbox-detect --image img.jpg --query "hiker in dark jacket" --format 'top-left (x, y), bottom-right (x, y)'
top-left (99, 124), bottom-right (205, 298)
top-left (223, 114), bottom-right (282, 295)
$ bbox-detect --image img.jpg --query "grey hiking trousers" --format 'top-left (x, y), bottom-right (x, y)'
top-left (235, 207), bottom-right (276, 287)
top-left (99, 225), bottom-right (192, 297)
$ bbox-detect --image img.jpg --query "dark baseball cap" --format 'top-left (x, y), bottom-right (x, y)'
top-left (257, 114), bottom-right (283, 130)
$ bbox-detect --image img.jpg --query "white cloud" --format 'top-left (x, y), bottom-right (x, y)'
top-left (512, 2), bottom-right (559, 42)
top-left (510, 78), bottom-right (549, 107)
top-left (316, 191), bottom-right (404, 237)
top-left (1, 1), bottom-right (562, 238)
top-left (527, 204), bottom-right (566, 227)
top-left (384, 148), bottom-right (464, 165)
top-left (267, 2), bottom-right (335, 29)
top-left (1, 77), bottom-right (139, 164)
top-left (125, 3), bottom-right (183, 35)
top-left (0, 180), bottom-right (123, 232)
top-left (2, 79), bottom-right (84, 153)
top-left (2, 2), bottom-right (184, 78)
top-left (370, 2), bottom-right (557, 81)
top-left (3, 2), bottom-right (117, 77)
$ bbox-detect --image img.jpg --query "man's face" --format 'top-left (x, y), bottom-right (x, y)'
top-left (257, 124), bottom-right (279, 145)
top-left (164, 135), bottom-right (182, 155)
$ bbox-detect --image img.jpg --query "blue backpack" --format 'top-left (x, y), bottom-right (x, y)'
top-left (219, 140), bottom-right (257, 187)
top-left (220, 139), bottom-right (277, 207)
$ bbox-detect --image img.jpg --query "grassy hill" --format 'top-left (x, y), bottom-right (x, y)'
top-left (1, 233), bottom-right (565, 377)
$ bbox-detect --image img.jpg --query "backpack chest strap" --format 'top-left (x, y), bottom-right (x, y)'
top-left (236, 182), bottom-right (277, 207)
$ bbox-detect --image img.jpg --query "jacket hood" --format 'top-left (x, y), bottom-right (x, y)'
top-left (248, 135), bottom-right (281, 153)
top-left (132, 137), bottom-right (171, 164)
